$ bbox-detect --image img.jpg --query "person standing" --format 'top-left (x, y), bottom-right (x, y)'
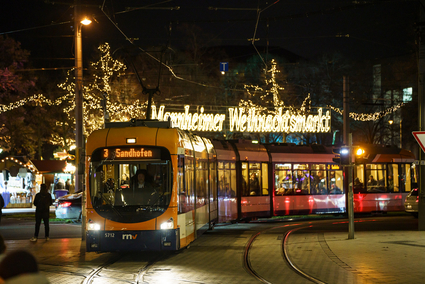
top-left (30, 184), bottom-right (52, 242)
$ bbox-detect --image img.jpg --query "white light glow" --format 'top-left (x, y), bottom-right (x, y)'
top-left (87, 223), bottom-right (101, 230)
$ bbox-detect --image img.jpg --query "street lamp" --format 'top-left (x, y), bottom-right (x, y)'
top-left (74, 4), bottom-right (91, 239)
top-left (75, 16), bottom-right (91, 191)
top-left (388, 119), bottom-right (402, 148)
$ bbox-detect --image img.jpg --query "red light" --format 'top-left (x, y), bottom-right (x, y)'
top-left (417, 197), bottom-right (419, 203)
top-left (60, 202), bottom-right (72, 207)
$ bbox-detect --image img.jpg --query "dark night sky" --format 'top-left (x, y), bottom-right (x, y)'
top-left (0, 0), bottom-right (419, 70)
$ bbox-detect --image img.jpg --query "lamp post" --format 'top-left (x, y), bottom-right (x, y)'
top-left (74, 1), bottom-right (91, 240)
top-left (388, 119), bottom-right (402, 148)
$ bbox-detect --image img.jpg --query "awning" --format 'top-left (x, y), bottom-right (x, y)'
top-left (29, 160), bottom-right (67, 174)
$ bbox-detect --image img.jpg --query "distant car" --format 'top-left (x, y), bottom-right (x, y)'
top-left (404, 187), bottom-right (418, 218)
top-left (55, 192), bottom-right (82, 220)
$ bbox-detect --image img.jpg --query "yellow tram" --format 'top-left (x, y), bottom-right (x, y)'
top-left (85, 120), bottom-right (217, 252)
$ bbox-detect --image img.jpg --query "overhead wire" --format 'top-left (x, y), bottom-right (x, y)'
top-left (251, 0), bottom-right (280, 71)
top-left (100, 0), bottom-right (236, 91)
top-left (0, 21), bottom-right (71, 35)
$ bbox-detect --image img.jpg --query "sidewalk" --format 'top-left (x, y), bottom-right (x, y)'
top-left (286, 230), bottom-right (425, 284)
top-left (1, 207), bottom-right (56, 215)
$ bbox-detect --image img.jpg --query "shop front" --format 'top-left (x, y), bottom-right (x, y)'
top-left (0, 157), bottom-right (38, 208)
top-left (29, 160), bottom-right (75, 200)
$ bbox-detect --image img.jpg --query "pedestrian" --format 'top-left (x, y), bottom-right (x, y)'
top-left (30, 184), bottom-right (52, 242)
top-left (65, 179), bottom-right (71, 192)
top-left (0, 194), bottom-right (4, 225)
top-left (0, 250), bottom-right (49, 283)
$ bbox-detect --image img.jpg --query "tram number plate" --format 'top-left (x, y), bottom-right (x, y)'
top-left (105, 233), bottom-right (115, 238)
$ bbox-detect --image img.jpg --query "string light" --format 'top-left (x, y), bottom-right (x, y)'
top-left (0, 50), bottom-right (405, 140)
top-left (0, 157), bottom-right (39, 174)
top-left (328, 103), bottom-right (403, 121)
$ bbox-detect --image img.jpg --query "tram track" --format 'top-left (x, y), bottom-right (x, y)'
top-left (243, 223), bottom-right (326, 284)
top-left (39, 252), bottom-right (165, 284)
top-left (82, 253), bottom-right (125, 284)
top-left (282, 227), bottom-right (326, 284)
top-left (83, 253), bottom-right (165, 284)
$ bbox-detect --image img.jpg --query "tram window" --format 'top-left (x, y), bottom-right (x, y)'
top-left (401, 164), bottom-right (414, 193)
top-left (196, 161), bottom-right (207, 207)
top-left (275, 164), bottom-right (291, 195)
top-left (230, 164), bottom-right (237, 197)
top-left (329, 170), bottom-right (343, 194)
top-left (388, 164), bottom-right (399, 192)
top-left (185, 157), bottom-right (195, 212)
top-left (178, 156), bottom-right (185, 213)
top-left (262, 163), bottom-right (268, 195)
top-left (241, 163), bottom-right (249, 196)
top-left (209, 160), bottom-right (217, 202)
top-left (218, 164), bottom-right (226, 197)
top-left (293, 164), bottom-right (309, 194)
top-left (353, 165), bottom-right (365, 193)
top-left (119, 164), bottom-right (130, 186)
top-left (248, 163), bottom-right (261, 196)
top-left (219, 162), bottom-right (236, 198)
top-left (366, 164), bottom-right (386, 192)
top-left (224, 167), bottom-right (232, 197)
top-left (311, 164), bottom-right (327, 195)
top-left (218, 162), bottom-right (224, 169)
top-left (412, 164), bottom-right (418, 186)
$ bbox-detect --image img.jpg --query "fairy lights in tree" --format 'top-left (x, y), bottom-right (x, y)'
top-left (54, 43), bottom-right (150, 142)
top-left (328, 103), bottom-right (404, 121)
top-left (244, 59), bottom-right (285, 109)
top-left (0, 49), bottom-right (407, 143)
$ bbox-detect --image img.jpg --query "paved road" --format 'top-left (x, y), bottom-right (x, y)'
top-left (0, 215), bottom-right (423, 283)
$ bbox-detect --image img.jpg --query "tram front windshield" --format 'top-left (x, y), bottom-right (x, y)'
top-left (89, 147), bottom-right (172, 223)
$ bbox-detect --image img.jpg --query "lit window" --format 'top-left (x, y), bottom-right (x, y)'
top-left (403, 87), bottom-right (412, 103)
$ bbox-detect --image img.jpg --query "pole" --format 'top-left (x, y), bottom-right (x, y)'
top-left (74, 0), bottom-right (86, 240)
top-left (343, 76), bottom-right (352, 228)
top-left (418, 0), bottom-right (425, 231)
top-left (347, 133), bottom-right (354, 239)
top-left (343, 76), bottom-right (349, 145)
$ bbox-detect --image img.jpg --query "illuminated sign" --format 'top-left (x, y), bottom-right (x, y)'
top-left (151, 105), bottom-right (331, 134)
top-left (328, 164), bottom-right (342, 170)
top-left (151, 105), bottom-right (226, 132)
top-left (101, 147), bottom-right (161, 160)
top-left (228, 107), bottom-right (330, 133)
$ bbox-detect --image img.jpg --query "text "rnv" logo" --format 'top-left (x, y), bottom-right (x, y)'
top-left (122, 234), bottom-right (138, 240)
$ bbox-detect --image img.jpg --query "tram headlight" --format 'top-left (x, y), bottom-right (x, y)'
top-left (87, 223), bottom-right (101, 230)
top-left (160, 218), bottom-right (174, 230)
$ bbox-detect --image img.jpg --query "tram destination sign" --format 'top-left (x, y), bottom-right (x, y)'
top-left (151, 105), bottom-right (331, 134)
top-left (96, 147), bottom-right (162, 160)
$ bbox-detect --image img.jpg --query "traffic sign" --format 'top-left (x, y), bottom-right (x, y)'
top-left (412, 131), bottom-right (425, 153)
top-left (220, 62), bottom-right (228, 72)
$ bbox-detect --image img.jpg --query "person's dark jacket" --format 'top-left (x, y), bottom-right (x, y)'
top-left (33, 192), bottom-right (52, 213)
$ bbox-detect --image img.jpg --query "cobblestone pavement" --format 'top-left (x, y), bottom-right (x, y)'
top-left (2, 216), bottom-right (424, 283)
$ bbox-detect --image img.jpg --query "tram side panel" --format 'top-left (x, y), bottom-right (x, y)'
top-left (193, 135), bottom-right (210, 236)
top-left (175, 131), bottom-right (215, 247)
top-left (213, 143), bottom-right (238, 223)
top-left (237, 146), bottom-right (271, 218)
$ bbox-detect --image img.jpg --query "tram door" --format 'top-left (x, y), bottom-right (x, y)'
top-left (241, 161), bottom-right (270, 217)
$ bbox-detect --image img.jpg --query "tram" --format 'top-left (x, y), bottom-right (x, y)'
top-left (85, 120), bottom-right (416, 252)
